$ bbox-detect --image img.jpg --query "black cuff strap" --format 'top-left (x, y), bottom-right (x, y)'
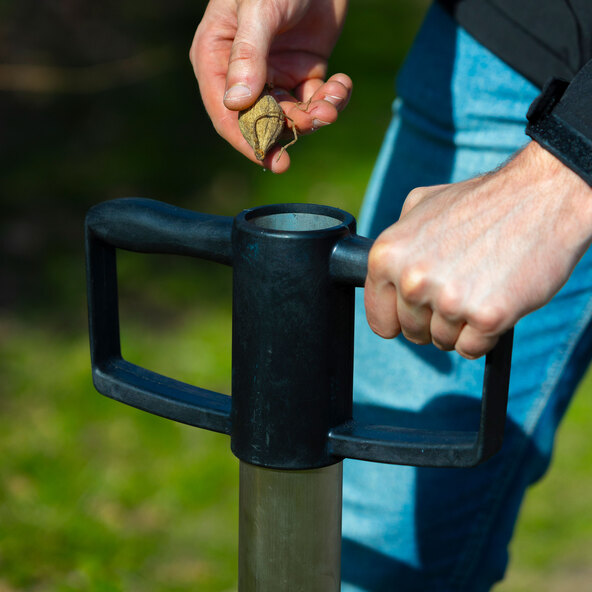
top-left (526, 78), bottom-right (592, 187)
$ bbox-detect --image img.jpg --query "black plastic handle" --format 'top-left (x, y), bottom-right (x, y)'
top-left (330, 234), bottom-right (375, 285)
top-left (328, 236), bottom-right (514, 467)
top-left (86, 197), bottom-right (513, 468)
top-left (327, 331), bottom-right (513, 467)
top-left (86, 197), bottom-right (233, 264)
top-left (86, 198), bottom-right (233, 434)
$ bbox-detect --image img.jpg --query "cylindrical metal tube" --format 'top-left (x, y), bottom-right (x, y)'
top-left (238, 461), bottom-right (342, 592)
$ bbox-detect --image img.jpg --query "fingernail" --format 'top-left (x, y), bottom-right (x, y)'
top-left (324, 94), bottom-right (343, 106)
top-left (312, 119), bottom-right (330, 130)
top-left (224, 84), bottom-right (252, 104)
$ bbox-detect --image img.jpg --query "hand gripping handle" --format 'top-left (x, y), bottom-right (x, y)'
top-left (86, 198), bottom-right (513, 468)
top-left (85, 198), bottom-right (233, 434)
top-left (329, 238), bottom-right (514, 467)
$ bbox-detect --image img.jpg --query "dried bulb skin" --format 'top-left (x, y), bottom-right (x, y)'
top-left (238, 93), bottom-right (285, 161)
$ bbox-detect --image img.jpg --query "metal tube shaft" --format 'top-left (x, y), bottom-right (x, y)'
top-left (238, 461), bottom-right (342, 592)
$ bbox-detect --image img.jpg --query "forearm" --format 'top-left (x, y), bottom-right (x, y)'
top-left (365, 139), bottom-right (592, 359)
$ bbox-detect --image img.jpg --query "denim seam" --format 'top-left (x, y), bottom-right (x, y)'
top-left (449, 295), bottom-right (592, 591)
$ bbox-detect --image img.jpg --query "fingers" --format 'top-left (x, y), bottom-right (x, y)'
top-left (295, 73), bottom-right (353, 112)
top-left (223, 3), bottom-right (278, 110)
top-left (396, 266), bottom-right (432, 344)
top-left (364, 279), bottom-right (401, 339)
top-left (270, 73), bottom-right (352, 133)
top-left (190, 0), bottom-right (352, 172)
top-left (366, 276), bottom-right (497, 358)
top-left (455, 325), bottom-right (499, 359)
top-left (248, 73), bottom-right (351, 171)
top-left (397, 299), bottom-right (432, 344)
top-left (430, 313), bottom-right (464, 351)
top-left (365, 237), bottom-right (504, 359)
top-left (196, 72), bottom-right (351, 174)
top-left (222, 4), bottom-right (354, 113)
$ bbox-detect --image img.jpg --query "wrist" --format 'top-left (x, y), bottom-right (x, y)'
top-left (519, 140), bottom-right (592, 196)
top-left (514, 141), bottom-right (592, 250)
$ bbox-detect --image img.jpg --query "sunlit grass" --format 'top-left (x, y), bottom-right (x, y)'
top-left (496, 372), bottom-right (592, 591)
top-left (0, 317), bottom-right (238, 591)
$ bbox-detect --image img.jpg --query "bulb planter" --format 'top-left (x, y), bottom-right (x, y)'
top-left (85, 198), bottom-right (513, 591)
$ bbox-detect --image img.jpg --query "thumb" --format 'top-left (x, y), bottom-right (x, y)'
top-left (223, 3), bottom-right (277, 110)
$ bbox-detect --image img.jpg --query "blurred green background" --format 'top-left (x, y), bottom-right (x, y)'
top-left (1, 0), bottom-right (591, 590)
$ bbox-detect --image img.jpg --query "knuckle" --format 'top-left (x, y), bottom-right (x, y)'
top-left (401, 186), bottom-right (427, 214)
top-left (366, 316), bottom-right (398, 340)
top-left (456, 337), bottom-right (496, 360)
top-left (228, 40), bottom-right (259, 65)
top-left (375, 326), bottom-right (398, 340)
top-left (368, 241), bottom-right (397, 276)
top-left (364, 282), bottom-right (400, 340)
top-left (189, 28), bottom-right (207, 67)
top-left (189, 40), bottom-right (199, 68)
top-left (435, 284), bottom-right (463, 318)
top-left (470, 303), bottom-right (506, 334)
top-left (455, 326), bottom-right (499, 359)
top-left (430, 319), bottom-right (460, 351)
top-left (402, 330), bottom-right (431, 345)
top-left (399, 265), bottom-right (429, 302)
top-left (432, 337), bottom-right (455, 351)
top-left (407, 186), bottom-right (428, 201)
top-left (456, 347), bottom-right (482, 360)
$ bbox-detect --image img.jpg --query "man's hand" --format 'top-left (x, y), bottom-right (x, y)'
top-left (190, 0), bottom-right (352, 172)
top-left (365, 142), bottom-right (592, 358)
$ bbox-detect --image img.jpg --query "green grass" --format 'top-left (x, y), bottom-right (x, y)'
top-left (495, 372), bottom-right (592, 591)
top-left (0, 314), bottom-right (238, 591)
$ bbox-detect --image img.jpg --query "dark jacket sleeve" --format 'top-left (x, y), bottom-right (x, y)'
top-left (526, 59), bottom-right (592, 186)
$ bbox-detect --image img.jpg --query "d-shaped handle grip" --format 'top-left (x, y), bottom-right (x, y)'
top-left (86, 198), bottom-right (513, 469)
top-left (328, 238), bottom-right (514, 467)
top-left (85, 198), bottom-right (233, 434)
top-left (327, 333), bottom-right (513, 467)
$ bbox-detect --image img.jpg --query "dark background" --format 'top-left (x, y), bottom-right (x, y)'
top-left (0, 0), bottom-right (425, 322)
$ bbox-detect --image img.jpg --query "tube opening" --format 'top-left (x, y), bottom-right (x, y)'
top-left (250, 212), bottom-right (343, 231)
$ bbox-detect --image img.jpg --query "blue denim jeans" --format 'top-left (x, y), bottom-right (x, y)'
top-left (341, 3), bottom-right (592, 591)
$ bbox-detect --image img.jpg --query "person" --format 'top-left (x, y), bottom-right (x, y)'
top-left (190, 0), bottom-right (592, 589)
